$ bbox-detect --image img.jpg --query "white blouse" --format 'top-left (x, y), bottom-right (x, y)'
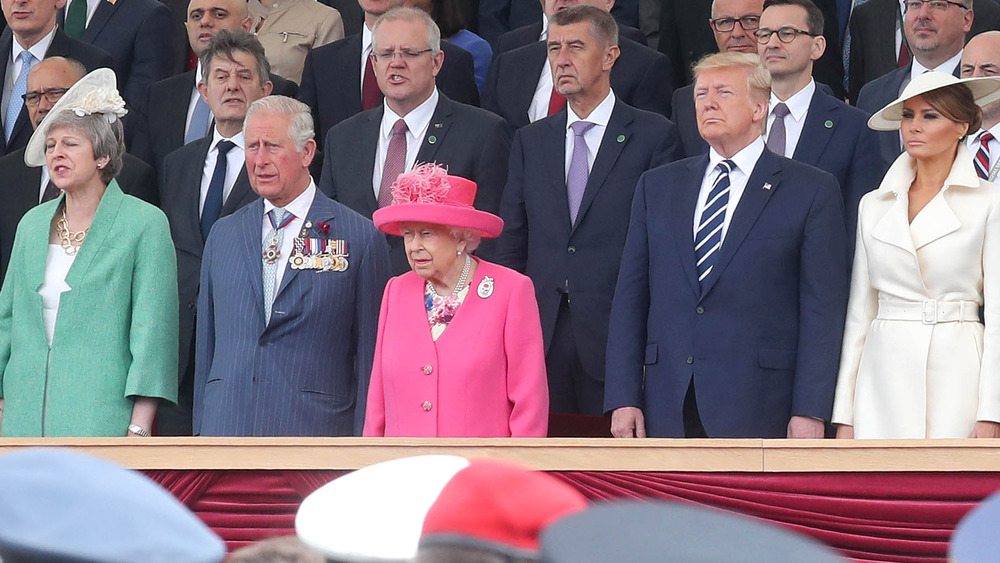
top-left (37, 244), bottom-right (75, 347)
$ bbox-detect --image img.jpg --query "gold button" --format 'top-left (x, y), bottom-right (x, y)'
top-left (422, 401), bottom-right (432, 411)
top-left (422, 365), bottom-right (433, 375)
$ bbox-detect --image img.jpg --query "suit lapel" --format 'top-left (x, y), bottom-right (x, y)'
top-left (672, 156), bottom-right (707, 298)
top-left (514, 45), bottom-right (549, 124)
top-left (242, 198), bottom-right (266, 313)
top-left (354, 108), bottom-right (382, 216)
top-left (542, 112), bottom-right (572, 231)
top-left (274, 192), bottom-right (335, 298)
top-left (168, 72), bottom-right (198, 148)
top-left (699, 150), bottom-right (779, 298)
top-left (792, 90), bottom-right (836, 166)
top-left (223, 168), bottom-right (255, 215)
top-left (81, 0), bottom-right (118, 42)
top-left (0, 29), bottom-right (11, 153)
top-left (346, 34), bottom-right (365, 112)
top-left (180, 138), bottom-right (210, 249)
top-left (910, 192), bottom-right (961, 249)
top-left (415, 95), bottom-right (452, 164)
top-left (574, 101), bottom-right (631, 231)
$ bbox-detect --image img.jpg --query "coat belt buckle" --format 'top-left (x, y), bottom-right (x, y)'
top-left (922, 300), bottom-right (938, 325)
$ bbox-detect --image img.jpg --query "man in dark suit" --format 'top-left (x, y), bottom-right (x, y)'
top-left (0, 57), bottom-right (156, 286)
top-left (132, 0), bottom-right (297, 173)
top-left (319, 7), bottom-right (510, 274)
top-left (496, 6), bottom-right (682, 416)
top-left (479, 0), bottom-right (638, 44)
top-left (297, 0), bottom-right (480, 160)
top-left (194, 95), bottom-right (390, 436)
top-left (483, 13), bottom-right (673, 130)
top-left (672, 0), bottom-right (762, 157)
top-left (856, 0), bottom-right (974, 169)
top-left (0, 0), bottom-right (113, 155)
top-left (61, 0), bottom-right (179, 125)
top-left (758, 0), bottom-right (881, 239)
top-left (605, 52), bottom-right (849, 439)
top-left (493, 0), bottom-right (647, 57)
top-left (847, 0), bottom-right (1000, 104)
top-left (158, 30), bottom-right (274, 436)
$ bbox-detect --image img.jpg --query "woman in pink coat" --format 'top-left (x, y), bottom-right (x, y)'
top-left (363, 164), bottom-right (549, 437)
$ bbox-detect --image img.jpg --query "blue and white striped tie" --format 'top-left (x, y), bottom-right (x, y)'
top-left (695, 160), bottom-right (735, 287)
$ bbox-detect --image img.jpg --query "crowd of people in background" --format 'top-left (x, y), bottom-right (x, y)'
top-left (1, 0), bottom-right (1000, 442)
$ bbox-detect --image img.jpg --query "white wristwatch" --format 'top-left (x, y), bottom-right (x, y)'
top-left (127, 424), bottom-right (150, 437)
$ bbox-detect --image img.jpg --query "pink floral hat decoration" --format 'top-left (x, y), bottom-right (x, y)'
top-left (372, 163), bottom-right (504, 238)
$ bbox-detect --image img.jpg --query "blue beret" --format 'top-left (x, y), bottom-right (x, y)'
top-left (541, 500), bottom-right (845, 563)
top-left (0, 448), bottom-right (226, 563)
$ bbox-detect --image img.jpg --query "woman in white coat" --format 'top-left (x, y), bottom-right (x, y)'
top-left (833, 72), bottom-right (1000, 439)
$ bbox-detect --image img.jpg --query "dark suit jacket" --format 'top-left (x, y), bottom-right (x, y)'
top-left (856, 62), bottom-right (961, 170)
top-left (495, 100), bottom-right (683, 382)
top-left (298, 33), bottom-right (480, 152)
top-left (73, 0), bottom-right (180, 120)
top-left (604, 149), bottom-right (849, 437)
top-left (318, 0), bottom-right (364, 36)
top-left (318, 93), bottom-right (511, 274)
top-left (657, 0), bottom-right (715, 87)
top-left (493, 21), bottom-right (647, 57)
top-left (159, 134), bottom-right (260, 390)
top-left (0, 149), bottom-right (157, 285)
top-left (194, 189), bottom-right (391, 436)
top-left (483, 38), bottom-right (674, 130)
top-left (847, 0), bottom-right (1000, 103)
top-left (0, 27), bottom-right (115, 156)
top-left (133, 69), bottom-right (298, 173)
top-left (479, 0), bottom-right (639, 44)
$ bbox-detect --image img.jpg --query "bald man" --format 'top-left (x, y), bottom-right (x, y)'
top-left (0, 56), bottom-right (157, 286)
top-left (962, 31), bottom-right (1000, 182)
top-left (133, 0), bottom-right (298, 173)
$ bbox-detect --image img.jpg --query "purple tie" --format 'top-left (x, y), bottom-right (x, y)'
top-left (378, 119), bottom-right (408, 208)
top-left (567, 121), bottom-right (595, 225)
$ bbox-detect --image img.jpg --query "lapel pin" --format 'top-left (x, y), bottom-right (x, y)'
top-left (763, 182), bottom-right (772, 191)
top-left (616, 134), bottom-right (626, 143)
top-left (478, 276), bottom-right (494, 298)
top-left (428, 135), bottom-right (437, 144)
top-left (824, 120), bottom-right (834, 129)
top-left (305, 221), bottom-right (312, 228)
top-left (434, 123), bottom-right (443, 128)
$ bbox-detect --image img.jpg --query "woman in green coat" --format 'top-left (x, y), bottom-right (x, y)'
top-left (0, 69), bottom-right (178, 437)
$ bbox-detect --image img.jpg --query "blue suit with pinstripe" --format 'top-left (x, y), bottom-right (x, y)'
top-left (194, 189), bottom-right (391, 436)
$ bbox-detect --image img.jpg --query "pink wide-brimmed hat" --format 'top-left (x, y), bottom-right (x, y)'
top-left (372, 163), bottom-right (504, 238)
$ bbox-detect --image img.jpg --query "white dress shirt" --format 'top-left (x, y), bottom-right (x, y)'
top-left (199, 129), bottom-right (246, 215)
top-left (692, 137), bottom-right (765, 241)
top-left (539, 15), bottom-right (549, 41)
top-left (186, 61), bottom-right (214, 140)
top-left (3, 25), bottom-right (56, 121)
top-left (766, 79), bottom-right (815, 158)
top-left (910, 50), bottom-right (964, 85)
top-left (38, 166), bottom-right (52, 203)
top-left (564, 90), bottom-right (615, 181)
top-left (262, 180), bottom-right (316, 290)
top-left (967, 123), bottom-right (1000, 180)
top-left (360, 23), bottom-right (373, 98)
top-left (528, 53), bottom-right (556, 124)
top-left (372, 88), bottom-right (438, 198)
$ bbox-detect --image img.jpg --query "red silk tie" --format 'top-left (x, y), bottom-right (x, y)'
top-left (897, 44), bottom-right (911, 68)
top-left (548, 88), bottom-right (567, 116)
top-left (362, 54), bottom-right (381, 111)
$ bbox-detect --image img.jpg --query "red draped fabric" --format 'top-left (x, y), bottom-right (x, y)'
top-left (144, 470), bottom-right (1000, 562)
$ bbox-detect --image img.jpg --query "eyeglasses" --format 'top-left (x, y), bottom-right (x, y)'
top-left (22, 88), bottom-right (70, 107)
top-left (710, 15), bottom-right (761, 33)
top-left (754, 26), bottom-right (819, 44)
top-left (371, 48), bottom-right (434, 63)
top-left (904, 0), bottom-right (968, 12)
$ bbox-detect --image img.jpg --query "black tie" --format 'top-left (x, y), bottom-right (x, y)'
top-left (201, 140), bottom-right (235, 240)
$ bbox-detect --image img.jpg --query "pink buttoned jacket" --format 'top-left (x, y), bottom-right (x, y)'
top-left (362, 259), bottom-right (549, 437)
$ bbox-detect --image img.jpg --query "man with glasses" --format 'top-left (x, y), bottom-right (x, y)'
top-left (0, 56), bottom-right (156, 286)
top-left (757, 0), bottom-right (880, 244)
top-left (962, 30), bottom-right (1000, 182)
top-left (0, 0), bottom-right (113, 156)
top-left (847, 0), bottom-right (1000, 104)
top-left (672, 0), bottom-right (764, 156)
top-left (318, 7), bottom-right (510, 273)
top-left (856, 0), bottom-right (994, 168)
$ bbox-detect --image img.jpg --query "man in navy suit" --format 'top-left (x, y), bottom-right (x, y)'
top-left (757, 0), bottom-right (881, 240)
top-left (61, 0), bottom-right (179, 128)
top-left (496, 6), bottom-right (682, 416)
top-left (0, 0), bottom-right (113, 155)
top-left (605, 52), bottom-right (849, 439)
top-left (159, 30), bottom-right (275, 436)
top-left (856, 0), bottom-right (973, 170)
top-left (492, 0), bottom-right (647, 57)
top-left (194, 96), bottom-right (390, 436)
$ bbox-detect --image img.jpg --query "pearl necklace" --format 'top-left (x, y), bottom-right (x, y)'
top-left (425, 254), bottom-right (472, 326)
top-left (56, 208), bottom-right (89, 256)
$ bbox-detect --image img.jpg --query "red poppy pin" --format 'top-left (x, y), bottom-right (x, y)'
top-left (316, 222), bottom-right (330, 236)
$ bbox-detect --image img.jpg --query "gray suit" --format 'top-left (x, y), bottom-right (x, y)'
top-left (194, 190), bottom-right (390, 436)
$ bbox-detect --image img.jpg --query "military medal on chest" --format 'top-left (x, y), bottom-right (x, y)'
top-left (263, 211), bottom-right (295, 264)
top-left (290, 221), bottom-right (350, 272)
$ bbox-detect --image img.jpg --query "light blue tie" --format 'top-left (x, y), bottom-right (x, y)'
top-left (186, 95), bottom-right (212, 144)
top-left (5, 51), bottom-right (36, 142)
top-left (263, 208), bottom-right (288, 324)
top-left (695, 160), bottom-right (735, 288)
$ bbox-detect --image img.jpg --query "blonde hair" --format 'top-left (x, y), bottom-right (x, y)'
top-left (692, 51), bottom-right (771, 104)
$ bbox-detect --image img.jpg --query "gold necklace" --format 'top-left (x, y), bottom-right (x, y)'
top-left (56, 208), bottom-right (89, 256)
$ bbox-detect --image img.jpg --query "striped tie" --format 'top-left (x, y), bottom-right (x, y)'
top-left (975, 132), bottom-right (994, 180)
top-left (695, 160), bottom-right (735, 287)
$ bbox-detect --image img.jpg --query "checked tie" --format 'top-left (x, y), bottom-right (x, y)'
top-left (975, 131), bottom-right (994, 180)
top-left (695, 160), bottom-right (735, 288)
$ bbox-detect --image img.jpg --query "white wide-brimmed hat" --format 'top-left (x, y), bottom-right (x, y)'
top-left (24, 67), bottom-right (127, 167)
top-left (868, 72), bottom-right (1000, 131)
